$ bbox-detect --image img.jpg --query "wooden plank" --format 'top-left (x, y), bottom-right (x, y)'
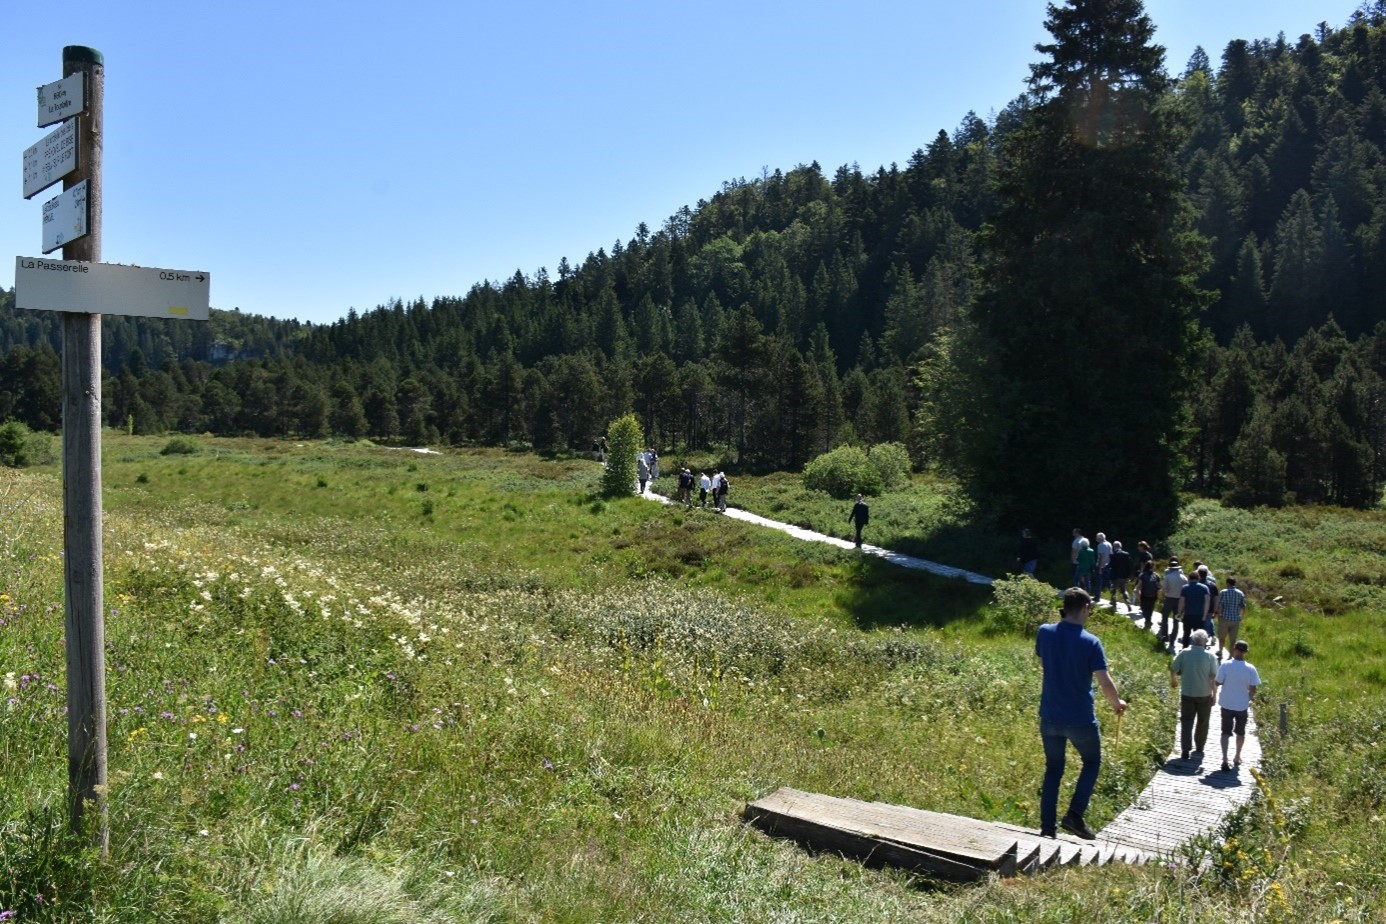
top-left (748, 789), bottom-right (1018, 873)
top-left (743, 803), bottom-right (993, 883)
top-left (829, 794), bottom-right (1025, 869)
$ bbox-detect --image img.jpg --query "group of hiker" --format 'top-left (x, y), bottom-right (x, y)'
top-left (669, 466), bottom-right (729, 511)
top-left (1034, 526), bottom-right (1265, 842)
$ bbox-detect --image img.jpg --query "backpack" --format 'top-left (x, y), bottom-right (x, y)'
top-left (1138, 570), bottom-right (1161, 599)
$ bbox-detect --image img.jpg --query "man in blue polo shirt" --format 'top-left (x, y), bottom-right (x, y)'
top-left (1178, 571), bottom-right (1213, 649)
top-left (1035, 587), bottom-right (1128, 840)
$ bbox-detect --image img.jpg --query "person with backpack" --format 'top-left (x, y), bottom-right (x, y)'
top-left (1178, 568), bottom-right (1213, 650)
top-left (1135, 559), bottom-right (1162, 630)
top-left (1108, 540), bottom-right (1132, 606)
top-left (715, 471), bottom-right (729, 511)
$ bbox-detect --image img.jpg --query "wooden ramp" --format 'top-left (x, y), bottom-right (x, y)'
top-left (743, 788), bottom-right (1156, 882)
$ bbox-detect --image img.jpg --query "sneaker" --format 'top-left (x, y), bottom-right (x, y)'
top-left (1060, 814), bottom-right (1096, 840)
top-left (1180, 750), bottom-right (1189, 760)
top-left (1040, 828), bottom-right (1056, 839)
top-left (1221, 760), bottom-right (1231, 771)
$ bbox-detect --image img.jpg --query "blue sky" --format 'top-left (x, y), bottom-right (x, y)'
top-left (2, 1), bottom-right (1352, 326)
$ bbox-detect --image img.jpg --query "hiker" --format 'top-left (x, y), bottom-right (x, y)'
top-left (1017, 528), bottom-right (1039, 576)
top-left (1178, 567), bottom-right (1212, 649)
top-left (715, 471), bottom-right (729, 511)
top-left (1109, 540), bottom-right (1132, 605)
top-left (1135, 560), bottom-right (1161, 630)
top-left (1035, 587), bottom-right (1127, 840)
top-left (1214, 577), bottom-right (1246, 660)
top-left (1074, 538), bottom-right (1096, 596)
top-left (1194, 562), bottom-right (1218, 637)
top-left (1070, 529), bottom-right (1086, 582)
top-left (698, 471), bottom-right (711, 508)
top-left (848, 494), bottom-right (870, 548)
top-left (676, 467), bottom-right (693, 506)
top-left (1134, 540), bottom-right (1154, 571)
top-left (599, 436), bottom-right (608, 465)
top-left (1094, 533), bottom-right (1114, 601)
top-left (636, 451), bottom-right (651, 494)
top-left (1215, 640), bottom-right (1261, 772)
top-left (1160, 558), bottom-right (1187, 646)
top-left (1170, 629), bottom-right (1218, 761)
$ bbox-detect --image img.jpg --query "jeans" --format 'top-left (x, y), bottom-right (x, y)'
top-left (1040, 720), bottom-right (1102, 832)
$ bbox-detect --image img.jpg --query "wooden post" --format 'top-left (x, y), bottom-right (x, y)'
top-left (60, 44), bottom-right (107, 853)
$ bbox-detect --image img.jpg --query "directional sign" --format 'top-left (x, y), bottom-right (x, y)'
top-left (15, 257), bottom-right (211, 321)
top-left (41, 179), bottom-right (88, 253)
top-left (37, 72), bottom-right (85, 127)
top-left (23, 118), bottom-right (78, 199)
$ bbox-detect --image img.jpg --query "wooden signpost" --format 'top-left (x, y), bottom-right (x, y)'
top-left (14, 46), bottom-right (212, 852)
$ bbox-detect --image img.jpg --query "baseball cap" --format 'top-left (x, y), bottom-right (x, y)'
top-left (1233, 640), bottom-right (1249, 652)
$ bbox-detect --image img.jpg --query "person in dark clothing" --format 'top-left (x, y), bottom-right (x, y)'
top-left (1108, 541), bottom-right (1132, 605)
top-left (1018, 528), bottom-right (1039, 575)
top-left (848, 494), bottom-right (870, 548)
top-left (1178, 574), bottom-right (1212, 648)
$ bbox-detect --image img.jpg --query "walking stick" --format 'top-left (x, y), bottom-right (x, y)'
top-left (1113, 709), bottom-right (1123, 749)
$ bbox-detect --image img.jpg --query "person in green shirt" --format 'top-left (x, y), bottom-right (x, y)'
top-left (1169, 629), bottom-right (1219, 761)
top-left (1074, 538), bottom-right (1097, 597)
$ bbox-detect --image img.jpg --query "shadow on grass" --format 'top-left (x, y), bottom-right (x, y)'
top-left (835, 554), bottom-right (992, 632)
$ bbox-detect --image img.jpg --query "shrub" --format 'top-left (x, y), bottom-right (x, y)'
top-left (985, 573), bottom-right (1056, 636)
top-left (0, 420), bottom-right (55, 468)
top-left (867, 441), bottom-right (912, 491)
top-left (160, 436), bottom-right (200, 456)
top-left (600, 413), bottom-right (644, 498)
top-left (802, 445), bottom-right (882, 499)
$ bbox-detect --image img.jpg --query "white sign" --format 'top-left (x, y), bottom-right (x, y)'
top-left (41, 180), bottom-right (88, 253)
top-left (23, 119), bottom-right (78, 199)
top-left (37, 72), bottom-right (85, 128)
top-left (15, 257), bottom-right (211, 320)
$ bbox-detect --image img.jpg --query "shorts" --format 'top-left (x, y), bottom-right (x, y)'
top-left (1220, 707), bottom-right (1248, 737)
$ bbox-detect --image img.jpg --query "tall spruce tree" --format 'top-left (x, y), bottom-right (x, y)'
top-left (959, 0), bottom-right (1207, 538)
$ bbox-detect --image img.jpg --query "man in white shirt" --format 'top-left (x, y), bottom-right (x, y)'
top-left (1214, 639), bottom-right (1261, 772)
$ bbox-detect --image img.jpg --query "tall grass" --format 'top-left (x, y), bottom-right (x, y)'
top-left (0, 438), bottom-right (1382, 921)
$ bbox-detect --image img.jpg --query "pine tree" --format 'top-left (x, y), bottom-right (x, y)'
top-left (956, 0), bottom-right (1207, 537)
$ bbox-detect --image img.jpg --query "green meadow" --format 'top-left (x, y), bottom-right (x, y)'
top-left (1, 436), bottom-right (1383, 922)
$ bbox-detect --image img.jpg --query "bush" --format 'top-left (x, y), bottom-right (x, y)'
top-left (802, 445), bottom-right (882, 499)
top-left (867, 441), bottom-right (912, 491)
top-left (985, 574), bottom-right (1057, 636)
top-left (160, 436), bottom-right (201, 456)
top-left (0, 420), bottom-right (55, 468)
top-left (600, 413), bottom-right (644, 498)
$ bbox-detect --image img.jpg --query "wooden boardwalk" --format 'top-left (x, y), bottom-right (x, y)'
top-left (639, 488), bottom-right (1268, 873)
top-left (746, 599), bottom-right (1265, 877)
top-left (1094, 597), bottom-right (1264, 857)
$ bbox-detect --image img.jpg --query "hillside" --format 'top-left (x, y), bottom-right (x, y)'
top-left (4, 9), bottom-right (1386, 517)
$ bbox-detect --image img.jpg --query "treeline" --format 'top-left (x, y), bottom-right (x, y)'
top-left (1192, 318), bottom-right (1386, 507)
top-left (3, 7), bottom-right (1386, 509)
